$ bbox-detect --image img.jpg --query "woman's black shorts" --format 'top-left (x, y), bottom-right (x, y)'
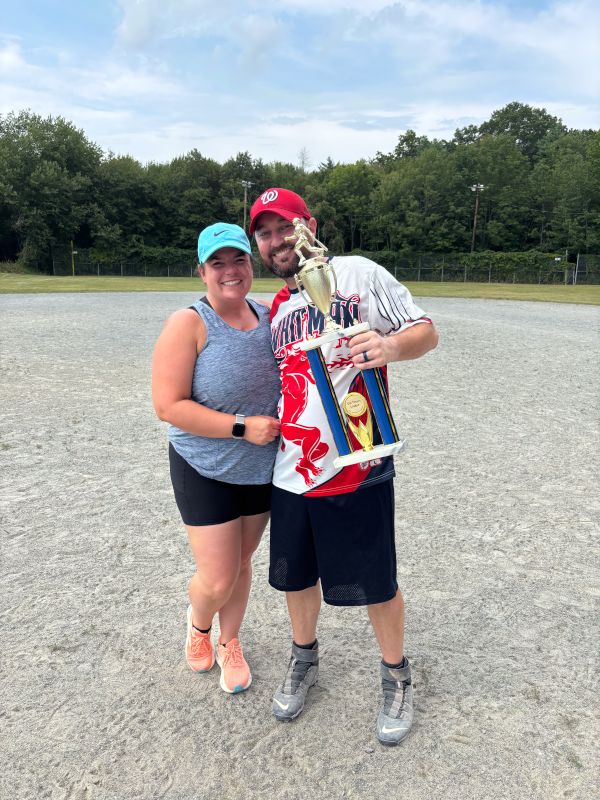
top-left (169, 444), bottom-right (272, 526)
top-left (269, 479), bottom-right (398, 607)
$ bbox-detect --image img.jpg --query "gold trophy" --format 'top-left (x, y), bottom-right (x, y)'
top-left (292, 226), bottom-right (346, 336)
top-left (288, 218), bottom-right (405, 467)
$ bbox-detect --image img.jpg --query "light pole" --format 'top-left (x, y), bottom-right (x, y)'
top-left (70, 240), bottom-right (78, 276)
top-left (241, 180), bottom-right (253, 231)
top-left (470, 183), bottom-right (485, 253)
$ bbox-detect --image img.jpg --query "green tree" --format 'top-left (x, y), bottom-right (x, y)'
top-left (479, 102), bottom-right (566, 161)
top-left (0, 111), bottom-right (103, 267)
top-left (220, 152), bottom-right (270, 227)
top-left (149, 150), bottom-right (224, 249)
top-left (536, 130), bottom-right (600, 252)
top-left (316, 161), bottom-right (379, 250)
top-left (373, 143), bottom-right (468, 252)
top-left (460, 134), bottom-right (531, 250)
top-left (97, 155), bottom-right (157, 251)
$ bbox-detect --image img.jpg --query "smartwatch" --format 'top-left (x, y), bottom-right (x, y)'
top-left (232, 413), bottom-right (246, 439)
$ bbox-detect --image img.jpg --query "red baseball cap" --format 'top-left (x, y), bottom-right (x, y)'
top-left (249, 188), bottom-right (312, 234)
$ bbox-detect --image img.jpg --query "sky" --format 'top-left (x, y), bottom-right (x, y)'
top-left (1, 1), bottom-right (598, 167)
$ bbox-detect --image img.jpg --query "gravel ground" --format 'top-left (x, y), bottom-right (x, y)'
top-left (1, 292), bottom-right (598, 800)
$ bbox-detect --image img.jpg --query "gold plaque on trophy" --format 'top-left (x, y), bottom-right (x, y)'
top-left (342, 392), bottom-right (374, 452)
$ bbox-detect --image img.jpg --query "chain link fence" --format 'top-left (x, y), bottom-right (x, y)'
top-left (50, 247), bottom-right (274, 279)
top-left (50, 248), bottom-right (600, 284)
top-left (370, 252), bottom-right (600, 285)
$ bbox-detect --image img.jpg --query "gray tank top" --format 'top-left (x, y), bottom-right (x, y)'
top-left (168, 297), bottom-right (280, 484)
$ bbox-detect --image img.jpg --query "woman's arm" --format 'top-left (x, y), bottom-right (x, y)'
top-left (152, 309), bottom-right (280, 445)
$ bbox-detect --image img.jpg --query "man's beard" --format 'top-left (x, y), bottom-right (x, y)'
top-left (266, 244), bottom-right (301, 279)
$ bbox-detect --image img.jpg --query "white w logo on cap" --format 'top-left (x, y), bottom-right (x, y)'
top-left (261, 190), bottom-right (278, 204)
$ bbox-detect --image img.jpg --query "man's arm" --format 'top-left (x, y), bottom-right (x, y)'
top-left (349, 321), bottom-right (438, 370)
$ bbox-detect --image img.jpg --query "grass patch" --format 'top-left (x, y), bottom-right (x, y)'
top-left (1, 273), bottom-right (598, 305)
top-left (0, 274), bottom-right (282, 294)
top-left (406, 282), bottom-right (600, 304)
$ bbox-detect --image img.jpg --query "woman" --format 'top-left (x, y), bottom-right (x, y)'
top-left (152, 222), bottom-right (280, 694)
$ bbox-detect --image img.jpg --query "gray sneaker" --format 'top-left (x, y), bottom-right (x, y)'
top-left (272, 641), bottom-right (319, 721)
top-left (376, 658), bottom-right (414, 746)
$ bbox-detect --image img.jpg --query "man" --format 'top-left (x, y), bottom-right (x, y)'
top-left (249, 188), bottom-right (438, 745)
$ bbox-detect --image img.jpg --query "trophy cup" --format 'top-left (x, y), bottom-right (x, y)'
top-left (289, 218), bottom-right (406, 468)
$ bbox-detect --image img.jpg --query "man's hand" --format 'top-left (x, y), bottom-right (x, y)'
top-left (349, 331), bottom-right (394, 370)
top-left (350, 323), bottom-right (438, 370)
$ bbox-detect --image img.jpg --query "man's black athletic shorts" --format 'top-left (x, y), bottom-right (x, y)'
top-left (269, 479), bottom-right (398, 607)
top-left (169, 443), bottom-right (272, 526)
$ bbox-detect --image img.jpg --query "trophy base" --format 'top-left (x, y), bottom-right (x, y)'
top-left (333, 440), bottom-right (407, 468)
top-left (299, 322), bottom-right (370, 351)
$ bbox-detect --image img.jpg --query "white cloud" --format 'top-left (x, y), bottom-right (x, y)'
top-left (1, 3), bottom-right (598, 166)
top-left (352, 1), bottom-right (599, 88)
top-left (110, 1), bottom-right (600, 102)
top-left (116, 0), bottom-right (166, 48)
top-left (0, 40), bottom-right (27, 73)
top-left (0, 39), bottom-right (183, 112)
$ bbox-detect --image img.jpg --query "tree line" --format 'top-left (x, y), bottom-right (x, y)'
top-left (0, 103), bottom-right (598, 273)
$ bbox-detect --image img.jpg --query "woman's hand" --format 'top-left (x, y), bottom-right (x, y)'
top-left (243, 416), bottom-right (281, 445)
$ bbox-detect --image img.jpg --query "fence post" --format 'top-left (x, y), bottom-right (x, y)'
top-left (168, 264), bottom-right (170, 278)
top-left (97, 262), bottom-right (100, 277)
top-left (120, 262), bottom-right (123, 277)
top-left (441, 261), bottom-right (444, 282)
top-left (538, 268), bottom-right (541, 284)
top-left (488, 264), bottom-right (491, 283)
top-left (463, 259), bottom-right (467, 282)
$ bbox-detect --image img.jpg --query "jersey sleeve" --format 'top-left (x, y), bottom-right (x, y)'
top-left (368, 263), bottom-right (431, 334)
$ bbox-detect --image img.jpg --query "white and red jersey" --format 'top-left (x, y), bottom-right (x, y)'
top-left (270, 255), bottom-right (432, 497)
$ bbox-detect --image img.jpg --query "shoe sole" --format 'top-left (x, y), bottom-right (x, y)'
top-left (187, 654), bottom-right (216, 673)
top-left (273, 708), bottom-right (301, 722)
top-left (377, 727), bottom-right (411, 747)
top-left (377, 736), bottom-right (402, 747)
top-left (216, 653), bottom-right (252, 694)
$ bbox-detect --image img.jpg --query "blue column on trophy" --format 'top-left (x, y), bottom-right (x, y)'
top-left (305, 348), bottom-right (352, 457)
top-left (362, 368), bottom-right (400, 446)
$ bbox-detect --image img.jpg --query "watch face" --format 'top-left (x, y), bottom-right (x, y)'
top-left (232, 423), bottom-right (245, 438)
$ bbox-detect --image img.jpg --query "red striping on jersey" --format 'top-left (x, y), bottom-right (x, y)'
top-left (269, 285), bottom-right (291, 323)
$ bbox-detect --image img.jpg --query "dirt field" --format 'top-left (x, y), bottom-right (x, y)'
top-left (1, 292), bottom-right (598, 800)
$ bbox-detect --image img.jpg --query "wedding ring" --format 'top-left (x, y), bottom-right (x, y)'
top-left (362, 351), bottom-right (369, 362)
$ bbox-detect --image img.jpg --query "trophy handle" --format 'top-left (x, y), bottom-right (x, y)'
top-left (294, 273), bottom-right (314, 309)
top-left (329, 262), bottom-right (337, 299)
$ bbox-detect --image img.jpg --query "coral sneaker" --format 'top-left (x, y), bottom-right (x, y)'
top-left (185, 605), bottom-right (215, 673)
top-left (216, 639), bottom-right (252, 694)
